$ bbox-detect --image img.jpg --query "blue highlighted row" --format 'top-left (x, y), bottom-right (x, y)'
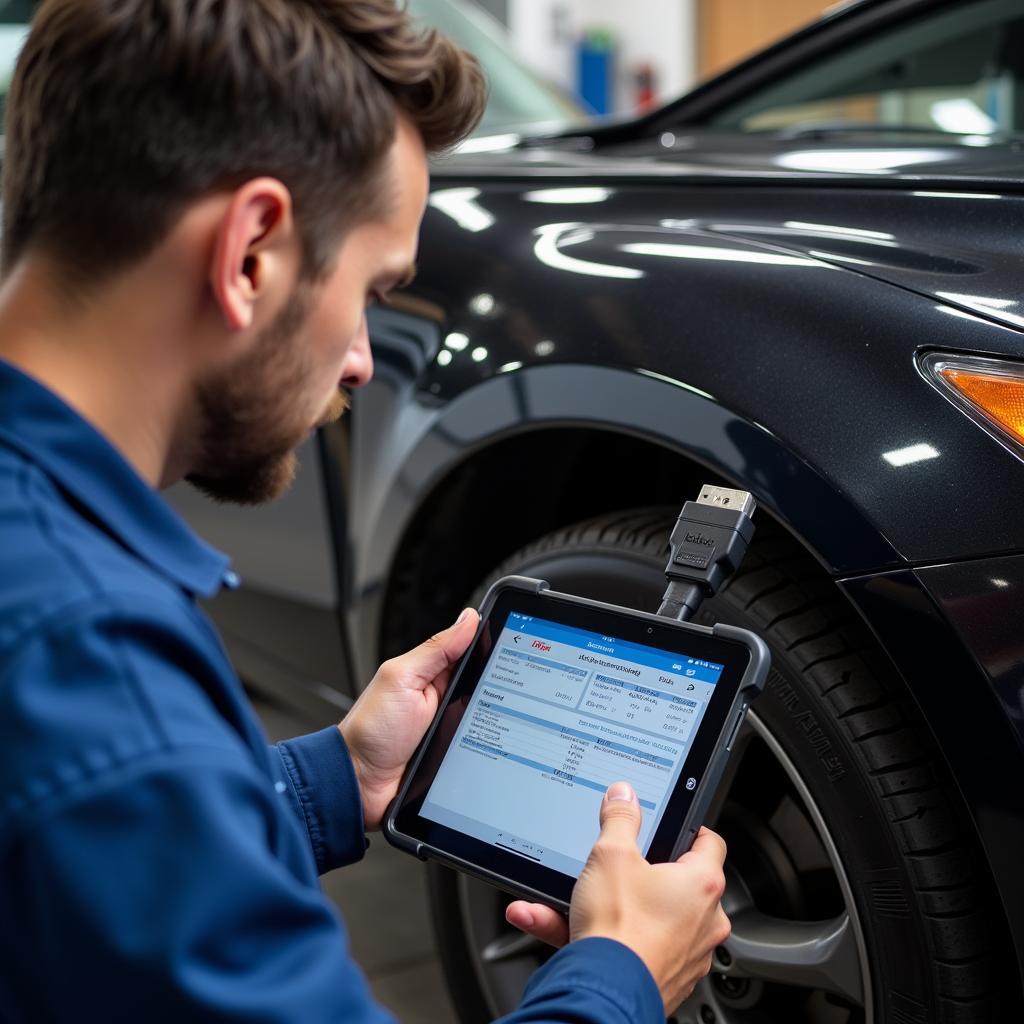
top-left (461, 737), bottom-right (657, 811)
top-left (593, 673), bottom-right (699, 709)
top-left (498, 646), bottom-right (589, 677)
top-left (504, 612), bottom-right (723, 684)
top-left (478, 698), bottom-right (676, 767)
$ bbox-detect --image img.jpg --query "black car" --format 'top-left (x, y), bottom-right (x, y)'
top-left (174, 0), bottom-right (1024, 1021)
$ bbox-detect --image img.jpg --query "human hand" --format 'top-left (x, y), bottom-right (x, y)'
top-left (339, 608), bottom-right (479, 831)
top-left (505, 781), bottom-right (730, 1014)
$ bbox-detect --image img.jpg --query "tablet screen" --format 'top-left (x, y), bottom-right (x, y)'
top-left (420, 610), bottom-right (723, 877)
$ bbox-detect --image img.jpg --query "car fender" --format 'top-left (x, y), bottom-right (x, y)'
top-left (347, 361), bottom-right (898, 682)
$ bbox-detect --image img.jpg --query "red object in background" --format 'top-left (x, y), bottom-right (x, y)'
top-left (634, 62), bottom-right (656, 111)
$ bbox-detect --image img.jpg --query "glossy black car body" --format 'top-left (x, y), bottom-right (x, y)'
top-left (174, 0), bottom-right (1024, 1019)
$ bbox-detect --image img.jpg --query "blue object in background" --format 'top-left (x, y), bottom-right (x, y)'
top-left (577, 28), bottom-right (614, 115)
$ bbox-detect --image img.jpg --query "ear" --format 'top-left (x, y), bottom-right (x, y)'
top-left (209, 178), bottom-right (295, 332)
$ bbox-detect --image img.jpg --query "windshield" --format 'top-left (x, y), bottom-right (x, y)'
top-left (408, 0), bottom-right (585, 133)
top-left (708, 0), bottom-right (1024, 138)
top-left (0, 0), bottom-right (585, 139)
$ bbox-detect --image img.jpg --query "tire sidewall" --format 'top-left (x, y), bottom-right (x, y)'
top-left (697, 594), bottom-right (933, 1020)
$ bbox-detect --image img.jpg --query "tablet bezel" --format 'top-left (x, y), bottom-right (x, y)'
top-left (388, 581), bottom-right (755, 907)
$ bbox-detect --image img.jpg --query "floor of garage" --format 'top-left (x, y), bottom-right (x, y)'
top-left (255, 697), bottom-right (458, 1024)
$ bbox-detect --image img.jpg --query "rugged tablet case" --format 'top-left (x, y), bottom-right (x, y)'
top-left (383, 575), bottom-right (771, 911)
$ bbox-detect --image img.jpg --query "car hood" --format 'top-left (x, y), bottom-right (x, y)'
top-left (433, 130), bottom-right (1024, 333)
top-left (437, 130), bottom-right (1024, 190)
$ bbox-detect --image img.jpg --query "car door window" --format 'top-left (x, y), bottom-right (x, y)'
top-left (709, 0), bottom-right (1024, 137)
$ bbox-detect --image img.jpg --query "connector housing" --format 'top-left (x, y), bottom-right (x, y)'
top-left (668, 500), bottom-right (756, 593)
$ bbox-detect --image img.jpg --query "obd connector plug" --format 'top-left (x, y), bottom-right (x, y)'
top-left (658, 485), bottom-right (757, 622)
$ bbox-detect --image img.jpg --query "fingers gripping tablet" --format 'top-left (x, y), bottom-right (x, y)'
top-left (385, 577), bottom-right (769, 910)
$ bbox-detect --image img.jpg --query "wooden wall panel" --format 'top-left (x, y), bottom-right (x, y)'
top-left (698, 0), bottom-right (832, 79)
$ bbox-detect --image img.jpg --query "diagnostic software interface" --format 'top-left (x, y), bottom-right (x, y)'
top-left (421, 611), bottom-right (723, 876)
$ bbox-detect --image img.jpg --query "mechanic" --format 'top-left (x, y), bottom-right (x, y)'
top-left (0, 2), bottom-right (730, 1022)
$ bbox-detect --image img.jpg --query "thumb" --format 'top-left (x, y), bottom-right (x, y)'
top-left (429, 607), bottom-right (479, 663)
top-left (597, 781), bottom-right (642, 847)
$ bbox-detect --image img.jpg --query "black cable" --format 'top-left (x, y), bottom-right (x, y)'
top-left (658, 579), bottom-right (703, 623)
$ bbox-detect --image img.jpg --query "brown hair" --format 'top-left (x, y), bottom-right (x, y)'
top-left (2, 0), bottom-right (486, 285)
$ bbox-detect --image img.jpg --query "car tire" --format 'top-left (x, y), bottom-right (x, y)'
top-left (426, 509), bottom-right (1012, 1023)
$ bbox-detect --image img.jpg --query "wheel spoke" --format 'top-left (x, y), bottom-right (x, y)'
top-left (722, 908), bottom-right (864, 1006)
top-left (481, 930), bottom-right (545, 964)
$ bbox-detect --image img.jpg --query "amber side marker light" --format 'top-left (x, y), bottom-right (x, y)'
top-left (938, 364), bottom-right (1024, 449)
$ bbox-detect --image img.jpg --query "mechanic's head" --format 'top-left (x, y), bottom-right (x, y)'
top-left (1, 0), bottom-right (485, 503)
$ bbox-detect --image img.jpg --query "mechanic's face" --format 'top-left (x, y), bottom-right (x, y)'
top-left (187, 116), bottom-right (428, 505)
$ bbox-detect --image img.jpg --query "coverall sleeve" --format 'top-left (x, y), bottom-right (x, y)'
top-left (272, 725), bottom-right (369, 873)
top-left (0, 747), bottom-right (397, 1024)
top-left (498, 937), bottom-right (665, 1024)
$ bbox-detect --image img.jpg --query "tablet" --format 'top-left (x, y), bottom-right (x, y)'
top-left (384, 576), bottom-right (770, 911)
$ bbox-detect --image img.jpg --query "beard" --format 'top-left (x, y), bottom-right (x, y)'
top-left (186, 285), bottom-right (349, 506)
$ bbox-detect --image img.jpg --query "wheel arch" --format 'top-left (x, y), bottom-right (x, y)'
top-left (379, 424), bottom-right (705, 657)
top-left (358, 363), bottom-right (900, 665)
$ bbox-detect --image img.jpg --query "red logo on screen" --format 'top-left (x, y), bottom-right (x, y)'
top-left (532, 640), bottom-right (552, 652)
